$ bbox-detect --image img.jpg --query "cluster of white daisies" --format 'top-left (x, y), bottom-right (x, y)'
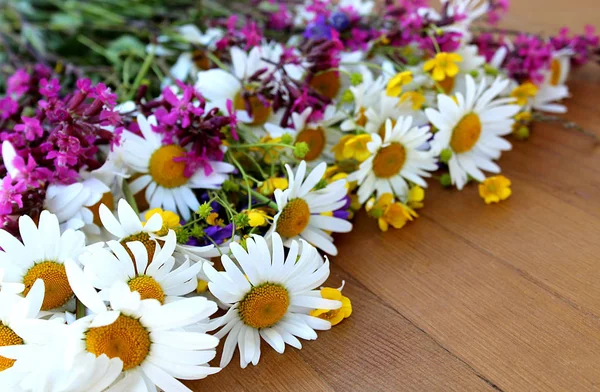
top-left (0, 0), bottom-right (588, 390)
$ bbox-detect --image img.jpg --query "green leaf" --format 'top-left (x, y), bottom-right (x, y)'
top-left (50, 13), bottom-right (83, 32)
top-left (107, 35), bottom-right (146, 58)
top-left (21, 25), bottom-right (46, 55)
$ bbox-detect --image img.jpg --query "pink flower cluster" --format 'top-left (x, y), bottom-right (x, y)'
top-left (131, 82), bottom-right (235, 177)
top-left (551, 26), bottom-right (600, 66)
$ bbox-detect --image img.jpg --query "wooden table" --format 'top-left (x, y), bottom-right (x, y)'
top-left (190, 1), bottom-right (600, 390)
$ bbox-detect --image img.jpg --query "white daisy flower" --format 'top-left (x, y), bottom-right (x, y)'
top-left (195, 46), bottom-right (271, 125)
top-left (425, 75), bottom-right (521, 189)
top-left (338, 0), bottom-right (375, 16)
top-left (265, 106), bottom-right (346, 163)
top-left (121, 114), bottom-right (234, 220)
top-left (0, 279), bottom-right (45, 389)
top-left (63, 265), bottom-right (221, 391)
top-left (79, 230), bottom-right (202, 304)
top-left (531, 82), bottom-right (569, 114)
top-left (350, 116), bottom-right (437, 204)
top-left (547, 48), bottom-right (572, 87)
top-left (340, 75), bottom-right (387, 132)
top-left (438, 45), bottom-right (486, 95)
top-left (204, 232), bottom-right (342, 368)
top-left (0, 211), bottom-right (86, 312)
top-left (268, 161), bottom-right (352, 256)
top-left (364, 92), bottom-right (426, 136)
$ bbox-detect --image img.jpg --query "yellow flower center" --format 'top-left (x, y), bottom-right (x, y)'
top-left (192, 49), bottom-right (212, 70)
top-left (89, 192), bottom-right (115, 227)
top-left (23, 261), bottom-right (73, 310)
top-left (128, 275), bottom-right (165, 304)
top-left (450, 113), bottom-right (482, 153)
top-left (372, 143), bottom-right (406, 178)
top-left (149, 145), bottom-right (188, 189)
top-left (550, 58), bottom-right (561, 86)
top-left (377, 119), bottom-right (397, 140)
top-left (356, 107), bottom-right (368, 127)
top-left (233, 90), bottom-right (272, 126)
top-left (121, 232), bottom-right (157, 265)
top-left (309, 70), bottom-right (341, 100)
top-left (275, 198), bottom-right (310, 238)
top-left (295, 127), bottom-right (326, 161)
top-left (438, 75), bottom-right (456, 94)
top-left (238, 283), bottom-right (290, 329)
top-left (85, 314), bottom-right (151, 371)
top-left (0, 324), bottom-right (23, 371)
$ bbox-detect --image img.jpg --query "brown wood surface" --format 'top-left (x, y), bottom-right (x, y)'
top-left (188, 1), bottom-right (600, 390)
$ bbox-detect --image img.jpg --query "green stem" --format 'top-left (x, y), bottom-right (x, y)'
top-left (122, 181), bottom-right (139, 215)
top-left (246, 188), bottom-right (278, 210)
top-left (76, 298), bottom-right (86, 319)
top-left (206, 52), bottom-right (229, 71)
top-left (227, 152), bottom-right (252, 209)
top-left (126, 49), bottom-right (154, 101)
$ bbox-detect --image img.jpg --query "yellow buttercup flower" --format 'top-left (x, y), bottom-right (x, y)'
top-left (386, 71), bottom-right (413, 97)
top-left (510, 82), bottom-right (538, 106)
top-left (342, 134), bottom-right (372, 162)
top-left (206, 212), bottom-right (224, 226)
top-left (479, 175), bottom-right (512, 204)
top-left (407, 185), bottom-right (425, 210)
top-left (366, 193), bottom-right (414, 232)
top-left (310, 284), bottom-right (352, 326)
top-left (512, 111), bottom-right (533, 139)
top-left (332, 135), bottom-right (354, 161)
top-left (258, 177), bottom-right (288, 196)
top-left (399, 91), bottom-right (426, 110)
top-left (423, 52), bottom-right (462, 81)
top-left (244, 208), bottom-right (272, 227)
top-left (144, 208), bottom-right (181, 236)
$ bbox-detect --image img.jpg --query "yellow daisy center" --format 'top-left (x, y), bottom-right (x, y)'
top-left (89, 192), bottom-right (115, 227)
top-left (85, 314), bottom-right (151, 371)
top-left (310, 70), bottom-right (341, 100)
top-left (233, 91), bottom-right (272, 126)
top-left (550, 58), bottom-right (561, 86)
top-left (275, 198), bottom-right (310, 238)
top-left (149, 145), bottom-right (188, 189)
top-left (372, 143), bottom-right (406, 178)
top-left (295, 127), bottom-right (326, 161)
top-left (356, 107), bottom-right (368, 127)
top-left (23, 261), bottom-right (73, 310)
top-left (438, 75), bottom-right (456, 94)
top-left (377, 118), bottom-right (397, 140)
top-left (450, 112), bottom-right (482, 153)
top-left (121, 232), bottom-right (157, 266)
top-left (192, 49), bottom-right (212, 70)
top-left (128, 275), bottom-right (165, 304)
top-left (0, 324), bottom-right (23, 371)
top-left (238, 283), bottom-right (290, 329)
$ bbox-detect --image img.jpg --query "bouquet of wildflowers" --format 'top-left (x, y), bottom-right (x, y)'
top-left (0, 0), bottom-right (598, 390)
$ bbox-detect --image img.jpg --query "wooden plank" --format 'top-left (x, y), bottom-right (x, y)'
top-left (189, 264), bottom-right (495, 391)
top-left (333, 211), bottom-right (600, 391)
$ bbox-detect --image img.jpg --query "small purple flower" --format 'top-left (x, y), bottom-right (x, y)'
top-left (14, 117), bottom-right (44, 141)
top-left (39, 78), bottom-right (61, 98)
top-left (7, 69), bottom-right (31, 98)
top-left (205, 223), bottom-right (234, 245)
top-left (329, 11), bottom-right (350, 31)
top-left (92, 83), bottom-right (117, 106)
top-left (0, 98), bottom-right (18, 120)
top-left (304, 16), bottom-right (333, 40)
top-left (0, 175), bottom-right (26, 214)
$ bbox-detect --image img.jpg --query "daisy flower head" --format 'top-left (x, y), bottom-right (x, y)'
top-left (340, 75), bottom-right (387, 132)
top-left (0, 211), bottom-right (86, 311)
top-left (122, 114), bottom-right (234, 220)
top-left (0, 278), bottom-right (45, 388)
top-left (269, 161), bottom-right (353, 255)
top-left (195, 45), bottom-right (275, 126)
top-left (265, 106), bottom-right (345, 163)
top-left (64, 264), bottom-right (221, 391)
top-left (363, 91), bottom-right (427, 138)
top-left (79, 229), bottom-right (203, 304)
top-left (203, 232), bottom-right (342, 368)
top-left (350, 116), bottom-right (437, 204)
top-left (425, 75), bottom-right (521, 189)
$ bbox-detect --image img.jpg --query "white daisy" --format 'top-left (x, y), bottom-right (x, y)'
top-left (0, 211), bottom-right (86, 312)
top-left (531, 82), bottom-right (569, 114)
top-left (79, 230), bottom-right (202, 304)
top-left (547, 48), bottom-right (572, 87)
top-left (265, 106), bottom-right (346, 163)
top-left (63, 266), bottom-right (221, 391)
top-left (338, 0), bottom-right (375, 16)
top-left (0, 279), bottom-right (44, 389)
top-left (203, 232), bottom-right (342, 368)
top-left (195, 46), bottom-right (270, 125)
top-left (340, 75), bottom-right (387, 132)
top-left (350, 116), bottom-right (437, 204)
top-left (364, 91), bottom-right (425, 135)
top-left (121, 114), bottom-right (234, 220)
top-left (425, 75), bottom-right (521, 189)
top-left (268, 161), bottom-right (352, 256)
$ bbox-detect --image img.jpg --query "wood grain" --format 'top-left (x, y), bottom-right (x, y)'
top-left (188, 1), bottom-right (600, 390)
